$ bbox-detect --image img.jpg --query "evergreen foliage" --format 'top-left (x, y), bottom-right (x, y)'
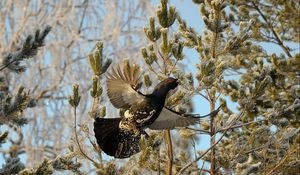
top-left (0, 0), bottom-right (299, 174)
top-left (0, 27), bottom-right (81, 175)
top-left (69, 0), bottom-right (299, 174)
top-left (0, 26), bottom-right (51, 126)
top-left (0, 26), bottom-right (51, 174)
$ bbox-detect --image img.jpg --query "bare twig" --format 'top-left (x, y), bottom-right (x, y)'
top-left (167, 58), bottom-right (179, 76)
top-left (266, 147), bottom-right (299, 175)
top-left (177, 111), bottom-right (245, 174)
top-left (198, 92), bottom-right (210, 101)
top-left (205, 89), bottom-right (212, 102)
top-left (242, 143), bottom-right (271, 155)
top-left (152, 41), bottom-right (164, 73)
top-left (73, 106), bottom-right (98, 167)
top-left (67, 0), bottom-right (89, 49)
top-left (0, 59), bottom-right (16, 72)
top-left (252, 2), bottom-right (292, 57)
top-left (199, 161), bottom-right (207, 174)
top-left (217, 119), bottom-right (266, 132)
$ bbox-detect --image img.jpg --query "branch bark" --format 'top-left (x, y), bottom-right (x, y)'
top-left (73, 106), bottom-right (99, 167)
top-left (165, 130), bottom-right (173, 175)
top-left (210, 101), bottom-right (216, 175)
top-left (217, 119), bottom-right (266, 132)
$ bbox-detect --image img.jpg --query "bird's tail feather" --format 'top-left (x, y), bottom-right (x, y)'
top-left (190, 105), bottom-right (221, 119)
top-left (94, 118), bottom-right (141, 158)
top-left (179, 106), bottom-right (221, 123)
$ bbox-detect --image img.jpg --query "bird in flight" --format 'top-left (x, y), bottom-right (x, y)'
top-left (94, 61), bottom-right (219, 158)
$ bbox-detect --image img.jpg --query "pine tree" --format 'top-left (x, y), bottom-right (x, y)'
top-left (0, 27), bottom-right (50, 174)
top-left (1, 0), bottom-right (298, 174)
top-left (1, 26), bottom-right (46, 173)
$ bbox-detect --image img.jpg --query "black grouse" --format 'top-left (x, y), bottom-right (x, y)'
top-left (94, 61), bottom-right (219, 158)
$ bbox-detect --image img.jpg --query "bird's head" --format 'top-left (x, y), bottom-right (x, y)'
top-left (152, 77), bottom-right (179, 99)
top-left (162, 77), bottom-right (179, 90)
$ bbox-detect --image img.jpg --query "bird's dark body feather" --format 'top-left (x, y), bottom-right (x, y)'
top-left (94, 62), bottom-right (219, 158)
top-left (94, 118), bottom-right (141, 158)
top-left (128, 97), bottom-right (164, 127)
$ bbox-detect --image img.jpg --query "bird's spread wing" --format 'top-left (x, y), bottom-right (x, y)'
top-left (106, 60), bottom-right (145, 109)
top-left (147, 107), bottom-right (220, 130)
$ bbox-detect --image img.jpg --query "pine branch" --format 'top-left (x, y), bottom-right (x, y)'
top-left (251, 2), bottom-right (292, 57)
top-left (0, 26), bottom-right (51, 73)
top-left (0, 157), bottom-right (25, 175)
top-left (19, 153), bottom-right (82, 174)
top-left (0, 87), bottom-right (32, 126)
top-left (266, 147), bottom-right (299, 175)
top-left (0, 131), bottom-right (8, 146)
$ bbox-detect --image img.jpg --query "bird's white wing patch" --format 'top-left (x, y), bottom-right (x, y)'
top-left (147, 107), bottom-right (200, 130)
top-left (135, 109), bottom-right (156, 124)
top-left (124, 110), bottom-right (134, 120)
